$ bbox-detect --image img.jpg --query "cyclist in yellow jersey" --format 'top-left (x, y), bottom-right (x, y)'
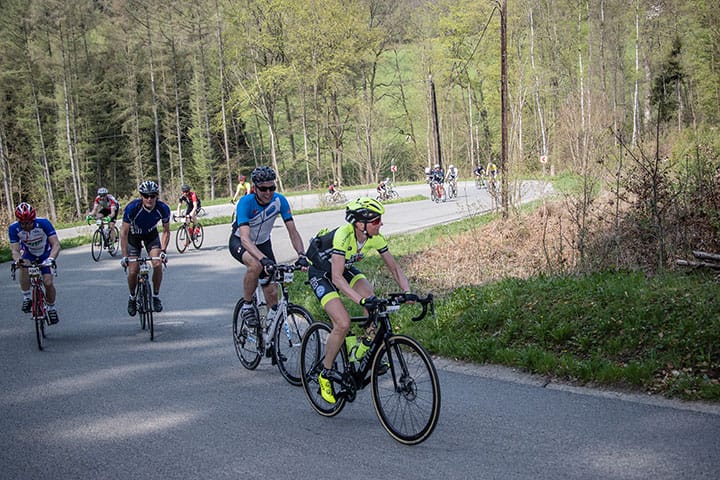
top-left (231, 174), bottom-right (252, 204)
top-left (305, 197), bottom-right (411, 403)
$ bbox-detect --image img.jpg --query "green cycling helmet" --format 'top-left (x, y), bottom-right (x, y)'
top-left (345, 197), bottom-right (385, 224)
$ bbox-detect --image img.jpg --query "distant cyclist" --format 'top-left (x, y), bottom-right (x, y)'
top-left (120, 181), bottom-right (171, 315)
top-left (229, 166), bottom-right (307, 327)
top-left (486, 160), bottom-right (498, 179)
top-left (8, 202), bottom-right (61, 324)
top-left (87, 187), bottom-right (120, 244)
top-left (177, 184), bottom-right (202, 242)
top-left (305, 197), bottom-right (412, 404)
top-left (231, 174), bottom-right (252, 204)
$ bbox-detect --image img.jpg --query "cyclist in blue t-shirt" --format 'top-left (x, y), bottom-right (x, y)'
top-left (8, 202), bottom-right (61, 323)
top-left (228, 166), bottom-right (307, 327)
top-left (120, 181), bottom-right (171, 316)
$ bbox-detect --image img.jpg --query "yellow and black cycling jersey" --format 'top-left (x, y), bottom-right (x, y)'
top-left (307, 223), bottom-right (388, 273)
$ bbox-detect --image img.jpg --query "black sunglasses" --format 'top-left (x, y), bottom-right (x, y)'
top-left (141, 193), bottom-right (157, 199)
top-left (256, 185), bottom-right (276, 192)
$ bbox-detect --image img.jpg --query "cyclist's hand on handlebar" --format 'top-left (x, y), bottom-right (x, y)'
top-left (360, 295), bottom-right (379, 309)
top-left (403, 292), bottom-right (418, 303)
top-left (261, 257), bottom-right (275, 273)
top-left (295, 254), bottom-right (310, 269)
top-left (159, 251), bottom-right (168, 263)
top-left (41, 257), bottom-right (56, 268)
top-left (120, 257), bottom-right (129, 269)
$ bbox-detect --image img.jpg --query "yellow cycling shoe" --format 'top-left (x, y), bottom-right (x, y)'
top-left (318, 371), bottom-right (336, 404)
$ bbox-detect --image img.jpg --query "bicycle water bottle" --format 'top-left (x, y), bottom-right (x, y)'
top-left (255, 289), bottom-right (268, 327)
top-left (345, 335), bottom-right (359, 362)
top-left (355, 325), bottom-right (376, 361)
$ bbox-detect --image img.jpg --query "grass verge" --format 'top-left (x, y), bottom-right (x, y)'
top-left (288, 214), bottom-right (720, 402)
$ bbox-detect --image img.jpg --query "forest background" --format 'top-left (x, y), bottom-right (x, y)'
top-left (1, 0), bottom-right (720, 269)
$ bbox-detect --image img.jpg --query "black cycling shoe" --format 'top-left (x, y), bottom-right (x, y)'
top-left (152, 296), bottom-right (163, 313)
top-left (47, 309), bottom-right (59, 324)
top-left (127, 297), bottom-right (137, 317)
top-left (22, 298), bottom-right (32, 313)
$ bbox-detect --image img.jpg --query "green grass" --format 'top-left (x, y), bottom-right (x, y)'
top-left (287, 214), bottom-right (720, 402)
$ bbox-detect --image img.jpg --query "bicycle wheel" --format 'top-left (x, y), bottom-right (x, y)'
top-left (91, 229), bottom-right (103, 261)
top-left (175, 226), bottom-right (188, 253)
top-left (300, 322), bottom-right (348, 416)
top-left (371, 334), bottom-right (441, 445)
top-left (192, 224), bottom-right (204, 249)
top-left (232, 299), bottom-right (262, 369)
top-left (32, 287), bottom-right (45, 351)
top-left (138, 280), bottom-right (149, 331)
top-left (107, 226), bottom-right (120, 256)
top-left (274, 304), bottom-right (314, 386)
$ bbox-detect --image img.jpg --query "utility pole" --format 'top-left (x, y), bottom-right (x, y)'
top-left (429, 74), bottom-right (442, 170)
top-left (500, 0), bottom-right (509, 218)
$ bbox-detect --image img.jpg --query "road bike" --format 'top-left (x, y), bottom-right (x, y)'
top-left (173, 214), bottom-right (204, 253)
top-left (324, 189), bottom-right (347, 205)
top-left (233, 262), bottom-right (315, 385)
top-left (376, 182), bottom-right (400, 202)
top-left (88, 216), bottom-right (119, 261)
top-left (124, 257), bottom-right (164, 341)
top-left (299, 293), bottom-right (440, 445)
top-left (430, 180), bottom-right (446, 203)
top-left (447, 178), bottom-right (458, 199)
top-left (11, 260), bottom-right (57, 351)
top-left (474, 174), bottom-right (486, 189)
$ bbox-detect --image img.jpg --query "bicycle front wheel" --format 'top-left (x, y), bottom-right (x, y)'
top-left (175, 226), bottom-right (188, 253)
top-left (232, 299), bottom-right (262, 369)
top-left (91, 229), bottom-right (103, 261)
top-left (33, 287), bottom-right (45, 351)
top-left (300, 322), bottom-right (347, 417)
top-left (274, 304), bottom-right (314, 386)
top-left (371, 334), bottom-right (441, 445)
top-left (137, 280), bottom-right (150, 331)
top-left (192, 224), bottom-right (204, 249)
top-left (107, 226), bottom-right (120, 256)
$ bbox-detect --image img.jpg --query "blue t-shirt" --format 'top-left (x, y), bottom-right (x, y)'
top-left (233, 193), bottom-right (293, 245)
top-left (8, 218), bottom-right (57, 257)
top-left (123, 198), bottom-right (171, 235)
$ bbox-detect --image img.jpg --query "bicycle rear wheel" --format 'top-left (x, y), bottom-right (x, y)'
top-left (192, 224), bottom-right (204, 249)
top-left (107, 226), bottom-right (120, 256)
top-left (371, 334), bottom-right (441, 445)
top-left (175, 226), bottom-right (188, 253)
top-left (300, 322), bottom-right (348, 416)
top-left (232, 299), bottom-right (262, 369)
top-left (91, 230), bottom-right (103, 261)
top-left (274, 304), bottom-right (314, 386)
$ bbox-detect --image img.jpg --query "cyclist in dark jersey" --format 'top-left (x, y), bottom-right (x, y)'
top-left (120, 181), bottom-right (171, 316)
top-left (176, 184), bottom-right (202, 245)
top-left (228, 166), bottom-right (307, 327)
top-left (304, 197), bottom-right (412, 404)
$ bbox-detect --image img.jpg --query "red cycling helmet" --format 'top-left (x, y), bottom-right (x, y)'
top-left (15, 202), bottom-right (36, 222)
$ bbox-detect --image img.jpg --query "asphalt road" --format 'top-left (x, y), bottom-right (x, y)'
top-left (1, 181), bottom-right (719, 479)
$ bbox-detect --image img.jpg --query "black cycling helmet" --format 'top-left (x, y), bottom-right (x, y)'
top-left (138, 180), bottom-right (159, 195)
top-left (251, 166), bottom-right (276, 184)
top-left (181, 184), bottom-right (191, 192)
top-left (345, 197), bottom-right (385, 224)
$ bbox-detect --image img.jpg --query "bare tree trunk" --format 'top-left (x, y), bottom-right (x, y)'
top-left (146, 23), bottom-right (162, 190)
top-left (215, 0), bottom-right (232, 195)
top-left (530, 9), bottom-right (547, 159)
top-left (60, 33), bottom-right (82, 217)
top-left (0, 120), bottom-right (12, 214)
top-left (170, 37), bottom-right (185, 184)
top-left (197, 21), bottom-right (216, 199)
top-left (632, 4), bottom-right (640, 146)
